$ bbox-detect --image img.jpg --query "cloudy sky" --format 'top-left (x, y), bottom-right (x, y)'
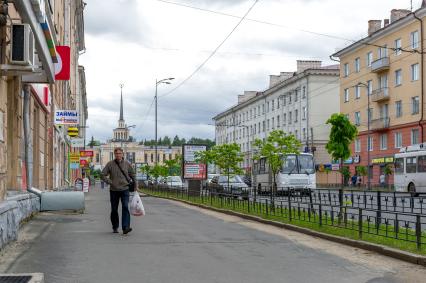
top-left (80, 0), bottom-right (422, 143)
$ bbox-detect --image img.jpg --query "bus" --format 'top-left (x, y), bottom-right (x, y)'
top-left (254, 153), bottom-right (316, 194)
top-left (394, 143), bottom-right (426, 194)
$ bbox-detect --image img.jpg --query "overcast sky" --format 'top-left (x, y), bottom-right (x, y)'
top-left (80, 0), bottom-right (423, 143)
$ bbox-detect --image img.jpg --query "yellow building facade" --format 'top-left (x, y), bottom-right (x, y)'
top-left (333, 7), bottom-right (426, 185)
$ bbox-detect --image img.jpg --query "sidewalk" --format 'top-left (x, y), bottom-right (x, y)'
top-left (1, 185), bottom-right (426, 283)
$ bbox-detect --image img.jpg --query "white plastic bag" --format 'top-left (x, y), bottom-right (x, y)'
top-left (130, 193), bottom-right (145, 216)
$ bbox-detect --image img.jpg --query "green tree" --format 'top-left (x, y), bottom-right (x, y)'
top-left (196, 143), bottom-right (243, 189)
top-left (163, 136), bottom-right (171, 146)
top-left (253, 130), bottom-right (301, 195)
top-left (172, 135), bottom-right (181, 146)
top-left (341, 166), bottom-right (351, 186)
top-left (384, 164), bottom-right (393, 189)
top-left (164, 154), bottom-right (182, 176)
top-left (326, 113), bottom-right (358, 221)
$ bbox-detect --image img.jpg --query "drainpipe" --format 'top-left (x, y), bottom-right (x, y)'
top-left (414, 12), bottom-right (424, 143)
top-left (23, 84), bottom-right (39, 195)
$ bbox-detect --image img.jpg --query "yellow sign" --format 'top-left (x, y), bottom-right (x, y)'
top-left (69, 152), bottom-right (80, 163)
top-left (68, 127), bottom-right (79, 137)
top-left (372, 157), bottom-right (394, 164)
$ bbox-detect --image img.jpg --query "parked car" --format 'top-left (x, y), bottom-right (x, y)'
top-left (165, 176), bottom-right (185, 189)
top-left (209, 175), bottom-right (249, 199)
top-left (207, 173), bottom-right (220, 184)
top-left (240, 175), bottom-right (252, 187)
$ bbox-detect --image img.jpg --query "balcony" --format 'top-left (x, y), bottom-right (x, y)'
top-left (371, 87), bottom-right (389, 102)
top-left (370, 117), bottom-right (390, 131)
top-left (371, 57), bottom-right (390, 73)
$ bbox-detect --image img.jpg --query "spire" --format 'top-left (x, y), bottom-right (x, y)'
top-left (119, 83), bottom-right (124, 121)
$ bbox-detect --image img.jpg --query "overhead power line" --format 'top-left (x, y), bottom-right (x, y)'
top-left (160, 0), bottom-right (260, 98)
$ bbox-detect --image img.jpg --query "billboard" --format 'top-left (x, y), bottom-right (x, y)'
top-left (54, 110), bottom-right (79, 125)
top-left (182, 144), bottom-right (207, 180)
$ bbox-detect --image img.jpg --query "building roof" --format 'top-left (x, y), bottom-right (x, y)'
top-left (333, 7), bottom-right (426, 58)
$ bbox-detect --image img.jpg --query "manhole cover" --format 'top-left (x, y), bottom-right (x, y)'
top-left (0, 276), bottom-right (32, 283)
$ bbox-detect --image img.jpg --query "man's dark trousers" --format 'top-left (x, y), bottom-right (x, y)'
top-left (110, 189), bottom-right (130, 230)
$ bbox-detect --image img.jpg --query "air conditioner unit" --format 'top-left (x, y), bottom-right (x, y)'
top-left (11, 24), bottom-right (35, 66)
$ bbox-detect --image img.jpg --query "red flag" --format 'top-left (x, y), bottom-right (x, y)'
top-left (55, 46), bottom-right (71, 80)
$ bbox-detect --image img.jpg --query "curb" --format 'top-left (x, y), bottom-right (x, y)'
top-left (145, 193), bottom-right (426, 267)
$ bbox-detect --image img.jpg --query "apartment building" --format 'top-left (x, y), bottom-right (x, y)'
top-left (213, 60), bottom-right (340, 174)
top-left (0, 0), bottom-right (86, 200)
top-left (332, 5), bottom-right (426, 185)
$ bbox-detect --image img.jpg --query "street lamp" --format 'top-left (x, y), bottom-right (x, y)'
top-left (155, 78), bottom-right (174, 166)
top-left (355, 82), bottom-right (371, 190)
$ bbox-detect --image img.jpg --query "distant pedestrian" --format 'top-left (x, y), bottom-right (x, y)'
top-left (101, 147), bottom-right (136, 235)
top-left (357, 176), bottom-right (362, 188)
top-left (380, 174), bottom-right (386, 188)
top-left (351, 174), bottom-right (357, 187)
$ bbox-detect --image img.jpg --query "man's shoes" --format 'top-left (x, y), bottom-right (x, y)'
top-left (113, 229), bottom-right (118, 233)
top-left (123, 227), bottom-right (132, 235)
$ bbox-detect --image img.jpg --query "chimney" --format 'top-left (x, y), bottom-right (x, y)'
top-left (238, 91), bottom-right (257, 104)
top-left (296, 60), bottom-right (322, 73)
top-left (269, 72), bottom-right (294, 88)
top-left (384, 19), bottom-right (390, 26)
top-left (390, 9), bottom-right (411, 23)
top-left (368, 20), bottom-right (382, 35)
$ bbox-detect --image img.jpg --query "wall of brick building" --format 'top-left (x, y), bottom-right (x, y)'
top-left (348, 123), bottom-right (424, 186)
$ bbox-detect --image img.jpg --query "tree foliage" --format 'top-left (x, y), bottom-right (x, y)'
top-left (326, 113), bottom-right (358, 162)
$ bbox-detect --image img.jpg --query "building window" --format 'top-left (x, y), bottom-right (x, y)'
top-left (367, 51), bottom-right (373, 67)
top-left (368, 136), bottom-right (373, 151)
top-left (283, 96), bottom-right (286, 106)
top-left (344, 63), bottom-right (349, 77)
top-left (355, 138), bottom-right (361, 153)
top-left (289, 112), bottom-right (292, 124)
top-left (302, 106), bottom-right (306, 120)
top-left (395, 38), bottom-right (402, 55)
top-left (354, 111), bottom-right (361, 126)
top-left (294, 109), bottom-right (298, 122)
top-left (258, 122), bottom-right (261, 133)
top-left (395, 132), bottom-right (402, 148)
top-left (289, 93), bottom-right (292, 104)
top-left (368, 108), bottom-right (373, 123)
top-left (302, 86), bottom-right (306, 98)
top-left (355, 58), bottom-right (360, 73)
top-left (411, 63), bottom-right (419, 81)
top-left (378, 45), bottom-right (387, 58)
top-left (295, 90), bottom-right (298, 102)
top-left (272, 117), bottom-right (275, 129)
top-left (250, 109), bottom-right (252, 119)
top-left (412, 129), bottom-right (420, 145)
top-left (344, 88), bottom-right (349, 102)
top-left (272, 99), bottom-right (275, 111)
top-left (267, 119), bottom-right (270, 130)
top-left (380, 134), bottom-right (388, 150)
top-left (254, 124), bottom-right (257, 133)
top-left (262, 104), bottom-right (265, 114)
top-left (262, 121), bottom-right (265, 132)
top-left (367, 80), bottom-right (373, 95)
top-left (277, 98), bottom-right (280, 109)
top-left (303, 128), bottom-right (306, 140)
top-left (412, 96), bottom-right (419, 114)
top-left (267, 102), bottom-right (270, 112)
top-left (283, 113), bottom-right (286, 125)
top-left (295, 130), bottom-right (298, 139)
top-left (355, 85), bottom-right (361, 99)
top-left (395, 69), bottom-right (402, 86)
top-left (411, 30), bottom-right (419, 49)
top-left (258, 105), bottom-right (261, 115)
top-left (396, 100), bottom-right (402, 118)
top-left (277, 116), bottom-right (280, 128)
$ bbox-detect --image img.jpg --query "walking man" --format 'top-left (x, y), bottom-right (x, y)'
top-left (101, 147), bottom-right (136, 234)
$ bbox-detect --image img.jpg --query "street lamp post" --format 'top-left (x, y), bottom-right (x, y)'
top-left (356, 82), bottom-right (371, 190)
top-left (155, 78), bottom-right (174, 166)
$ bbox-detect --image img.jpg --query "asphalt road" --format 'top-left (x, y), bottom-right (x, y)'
top-left (1, 186), bottom-right (426, 283)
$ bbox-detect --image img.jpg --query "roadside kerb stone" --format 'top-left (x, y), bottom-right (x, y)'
top-left (146, 193), bottom-right (426, 267)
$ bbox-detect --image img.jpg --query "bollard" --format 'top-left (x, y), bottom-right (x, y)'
top-left (358, 208), bottom-right (363, 239)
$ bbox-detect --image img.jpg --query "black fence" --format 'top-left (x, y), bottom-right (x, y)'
top-left (143, 183), bottom-right (426, 251)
